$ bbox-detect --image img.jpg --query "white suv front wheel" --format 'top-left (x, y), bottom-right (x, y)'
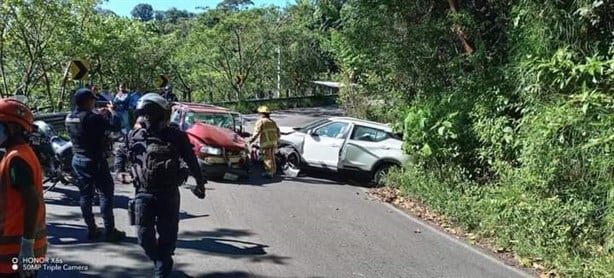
top-left (371, 163), bottom-right (397, 187)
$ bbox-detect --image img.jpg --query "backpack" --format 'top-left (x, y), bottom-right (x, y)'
top-left (128, 128), bottom-right (180, 191)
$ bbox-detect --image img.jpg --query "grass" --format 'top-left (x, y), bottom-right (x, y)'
top-left (386, 166), bottom-right (614, 277)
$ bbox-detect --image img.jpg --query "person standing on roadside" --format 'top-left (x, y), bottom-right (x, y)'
top-left (129, 86), bottom-right (144, 125)
top-left (0, 98), bottom-right (47, 278)
top-left (111, 85), bottom-right (144, 180)
top-left (126, 93), bottom-right (206, 278)
top-left (248, 106), bottom-right (280, 179)
top-left (100, 85), bottom-right (114, 102)
top-left (65, 88), bottom-right (126, 242)
top-left (113, 83), bottom-right (131, 135)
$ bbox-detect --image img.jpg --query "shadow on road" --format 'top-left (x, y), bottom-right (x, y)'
top-left (195, 271), bottom-right (273, 278)
top-left (284, 168), bottom-right (373, 188)
top-left (47, 223), bottom-right (139, 245)
top-left (180, 228), bottom-right (255, 238)
top-left (179, 211), bottom-right (209, 220)
top-left (45, 184), bottom-right (132, 210)
top-left (176, 238), bottom-right (290, 265)
top-left (178, 238), bottom-right (267, 256)
top-left (178, 228), bottom-right (290, 265)
top-left (217, 162), bottom-right (372, 188)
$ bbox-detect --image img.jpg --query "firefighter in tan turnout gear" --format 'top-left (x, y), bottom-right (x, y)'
top-left (248, 106), bottom-right (280, 179)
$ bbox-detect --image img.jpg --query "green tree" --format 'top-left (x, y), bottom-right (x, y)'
top-left (217, 0), bottom-right (254, 11)
top-left (131, 3), bottom-right (154, 21)
top-left (277, 0), bottom-right (329, 96)
top-left (181, 7), bottom-right (281, 104)
top-left (0, 0), bottom-right (99, 110)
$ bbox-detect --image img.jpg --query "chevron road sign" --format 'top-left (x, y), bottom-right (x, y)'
top-left (69, 60), bottom-right (89, 80)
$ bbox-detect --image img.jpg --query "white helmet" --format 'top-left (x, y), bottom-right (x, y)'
top-left (136, 93), bottom-right (170, 111)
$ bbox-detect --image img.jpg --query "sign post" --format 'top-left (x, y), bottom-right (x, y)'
top-left (58, 59), bottom-right (89, 111)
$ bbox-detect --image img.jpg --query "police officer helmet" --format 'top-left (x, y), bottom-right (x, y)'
top-left (135, 93), bottom-right (171, 124)
top-left (136, 93), bottom-right (170, 111)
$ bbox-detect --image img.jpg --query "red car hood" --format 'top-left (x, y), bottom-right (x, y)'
top-left (186, 123), bottom-right (245, 150)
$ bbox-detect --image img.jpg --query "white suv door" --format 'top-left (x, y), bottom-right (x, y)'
top-left (340, 125), bottom-right (400, 172)
top-left (302, 121), bottom-right (350, 169)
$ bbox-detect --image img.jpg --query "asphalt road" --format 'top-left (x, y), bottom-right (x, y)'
top-left (39, 106), bottom-right (531, 278)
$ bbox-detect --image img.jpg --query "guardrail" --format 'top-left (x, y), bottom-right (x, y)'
top-left (212, 94), bottom-right (338, 105)
top-left (211, 94), bottom-right (339, 113)
top-left (30, 94), bottom-right (338, 131)
top-left (34, 112), bottom-right (68, 132)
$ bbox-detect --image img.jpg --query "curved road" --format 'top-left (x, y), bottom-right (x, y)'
top-left (40, 106), bottom-right (531, 278)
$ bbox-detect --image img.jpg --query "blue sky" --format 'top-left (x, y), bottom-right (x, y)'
top-left (100, 0), bottom-right (291, 17)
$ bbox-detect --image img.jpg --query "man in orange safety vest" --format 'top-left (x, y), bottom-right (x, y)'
top-left (0, 98), bottom-right (47, 278)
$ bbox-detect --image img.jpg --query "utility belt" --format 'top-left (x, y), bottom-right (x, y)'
top-left (73, 151), bottom-right (106, 161)
top-left (127, 185), bottom-right (181, 226)
top-left (127, 167), bottom-right (189, 226)
top-left (130, 167), bottom-right (189, 191)
top-left (135, 185), bottom-right (179, 194)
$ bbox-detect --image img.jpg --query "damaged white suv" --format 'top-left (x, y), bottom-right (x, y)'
top-left (278, 117), bottom-right (411, 185)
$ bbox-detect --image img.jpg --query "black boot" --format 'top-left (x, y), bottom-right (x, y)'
top-left (87, 227), bottom-right (103, 240)
top-left (104, 228), bottom-right (126, 242)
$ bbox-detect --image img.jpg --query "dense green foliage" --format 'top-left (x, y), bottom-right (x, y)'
top-left (1, 0), bottom-right (612, 275)
top-left (324, 0), bottom-right (613, 276)
top-left (0, 0), bottom-right (332, 112)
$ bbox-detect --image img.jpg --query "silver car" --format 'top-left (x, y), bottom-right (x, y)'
top-left (278, 117), bottom-right (411, 185)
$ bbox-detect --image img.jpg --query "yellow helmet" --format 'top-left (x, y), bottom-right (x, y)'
top-left (257, 106), bottom-right (270, 114)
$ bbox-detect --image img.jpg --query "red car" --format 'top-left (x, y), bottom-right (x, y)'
top-left (170, 102), bottom-right (249, 181)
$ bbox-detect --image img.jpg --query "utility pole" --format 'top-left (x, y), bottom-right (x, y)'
top-left (276, 46), bottom-right (281, 98)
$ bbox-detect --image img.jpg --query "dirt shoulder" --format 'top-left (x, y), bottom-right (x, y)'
top-left (368, 187), bottom-right (562, 278)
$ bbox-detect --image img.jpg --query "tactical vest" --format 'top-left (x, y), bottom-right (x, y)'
top-left (0, 144), bottom-right (47, 273)
top-left (128, 128), bottom-right (180, 192)
top-left (65, 110), bottom-right (107, 157)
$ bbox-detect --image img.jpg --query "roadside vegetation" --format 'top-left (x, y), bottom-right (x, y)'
top-left (0, 0), bottom-right (337, 111)
top-left (2, 0), bottom-right (612, 276)
top-left (322, 1), bottom-right (613, 276)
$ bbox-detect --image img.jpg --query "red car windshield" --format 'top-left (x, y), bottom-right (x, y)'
top-left (181, 111), bottom-right (235, 130)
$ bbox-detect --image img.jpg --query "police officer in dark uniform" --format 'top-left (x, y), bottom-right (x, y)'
top-left (65, 88), bottom-right (126, 242)
top-left (160, 85), bottom-right (178, 102)
top-left (127, 93), bottom-right (206, 278)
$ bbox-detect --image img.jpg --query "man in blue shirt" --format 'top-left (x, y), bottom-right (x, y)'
top-left (112, 86), bottom-right (144, 177)
top-left (100, 85), bottom-right (114, 102)
top-left (129, 87), bottom-right (143, 111)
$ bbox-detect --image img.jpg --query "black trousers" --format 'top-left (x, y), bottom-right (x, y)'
top-left (135, 188), bottom-right (180, 278)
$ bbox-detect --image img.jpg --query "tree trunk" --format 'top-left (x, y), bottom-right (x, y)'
top-left (171, 65), bottom-right (192, 102)
top-left (57, 63), bottom-right (71, 111)
top-left (448, 0), bottom-right (475, 55)
top-left (42, 66), bottom-right (56, 111)
top-left (0, 24), bottom-right (7, 98)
